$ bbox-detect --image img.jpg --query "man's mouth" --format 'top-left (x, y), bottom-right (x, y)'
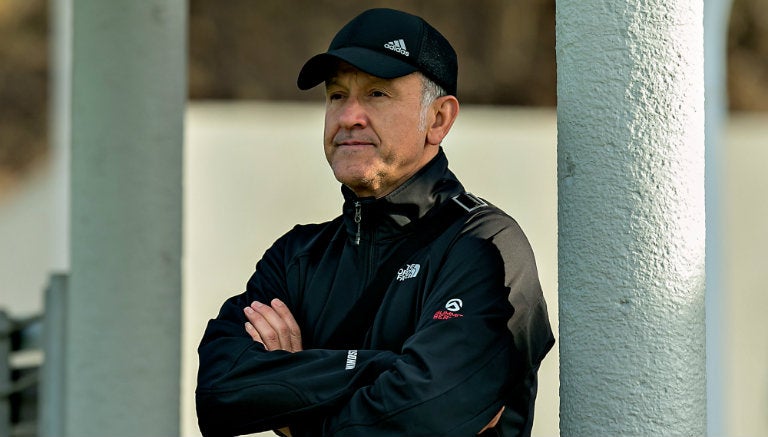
top-left (336, 139), bottom-right (375, 147)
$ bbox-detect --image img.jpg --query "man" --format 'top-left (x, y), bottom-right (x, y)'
top-left (196, 8), bottom-right (554, 437)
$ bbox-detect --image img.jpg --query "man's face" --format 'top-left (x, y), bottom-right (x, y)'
top-left (323, 64), bottom-right (438, 198)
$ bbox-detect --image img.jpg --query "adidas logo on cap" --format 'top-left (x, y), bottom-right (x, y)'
top-left (297, 8), bottom-right (458, 96)
top-left (384, 39), bottom-right (409, 57)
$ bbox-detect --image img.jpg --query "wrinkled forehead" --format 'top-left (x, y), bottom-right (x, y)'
top-left (326, 62), bottom-right (382, 84)
top-left (325, 61), bottom-right (421, 89)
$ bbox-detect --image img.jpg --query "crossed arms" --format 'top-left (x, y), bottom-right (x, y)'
top-left (242, 298), bottom-right (504, 436)
top-left (196, 219), bottom-right (552, 436)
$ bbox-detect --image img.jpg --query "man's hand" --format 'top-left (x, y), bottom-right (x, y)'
top-left (477, 406), bottom-right (505, 434)
top-left (243, 298), bottom-right (303, 352)
top-left (243, 299), bottom-right (500, 435)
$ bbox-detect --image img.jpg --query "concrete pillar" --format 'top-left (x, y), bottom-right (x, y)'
top-left (556, 0), bottom-right (706, 435)
top-left (64, 1), bottom-right (186, 436)
top-left (704, 0), bottom-right (732, 434)
top-left (39, 274), bottom-right (67, 437)
top-left (50, 0), bottom-right (72, 274)
top-left (47, 2), bottom-right (71, 432)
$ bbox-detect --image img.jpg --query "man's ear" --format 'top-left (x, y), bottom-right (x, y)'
top-left (426, 96), bottom-right (460, 146)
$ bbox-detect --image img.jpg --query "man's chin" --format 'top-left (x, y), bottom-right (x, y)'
top-left (335, 175), bottom-right (378, 197)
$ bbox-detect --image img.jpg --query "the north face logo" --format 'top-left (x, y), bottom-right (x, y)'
top-left (396, 264), bottom-right (420, 281)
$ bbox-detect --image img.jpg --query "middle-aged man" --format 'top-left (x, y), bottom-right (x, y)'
top-left (196, 8), bottom-right (554, 437)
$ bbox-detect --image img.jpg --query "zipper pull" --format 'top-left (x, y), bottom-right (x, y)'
top-left (354, 201), bottom-right (362, 246)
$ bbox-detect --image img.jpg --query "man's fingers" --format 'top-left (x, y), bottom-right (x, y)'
top-left (271, 298), bottom-right (303, 352)
top-left (244, 321), bottom-right (264, 344)
top-left (242, 299), bottom-right (303, 352)
top-left (250, 301), bottom-right (293, 351)
top-left (244, 306), bottom-right (282, 351)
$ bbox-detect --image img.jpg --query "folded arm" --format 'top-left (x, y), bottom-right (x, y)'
top-left (196, 219), bottom-right (553, 437)
top-left (195, 232), bottom-right (400, 436)
top-left (241, 298), bottom-right (506, 436)
top-left (316, 218), bottom-right (554, 436)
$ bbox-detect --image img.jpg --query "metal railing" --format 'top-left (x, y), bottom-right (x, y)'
top-left (0, 312), bottom-right (41, 437)
top-left (1, 273), bottom-right (67, 437)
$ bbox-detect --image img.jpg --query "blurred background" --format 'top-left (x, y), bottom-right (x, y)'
top-left (1, 0), bottom-right (766, 436)
top-left (2, 0), bottom-right (768, 188)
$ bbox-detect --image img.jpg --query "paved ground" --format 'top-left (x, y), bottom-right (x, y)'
top-left (1, 103), bottom-right (765, 436)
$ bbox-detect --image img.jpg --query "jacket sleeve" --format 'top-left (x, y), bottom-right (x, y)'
top-left (195, 232), bottom-right (399, 437)
top-left (321, 216), bottom-right (555, 437)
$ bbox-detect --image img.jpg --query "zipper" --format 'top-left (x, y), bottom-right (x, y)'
top-left (354, 201), bottom-right (362, 246)
top-left (353, 199), bottom-right (375, 285)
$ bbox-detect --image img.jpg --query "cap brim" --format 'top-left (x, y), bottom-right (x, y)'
top-left (297, 47), bottom-right (418, 90)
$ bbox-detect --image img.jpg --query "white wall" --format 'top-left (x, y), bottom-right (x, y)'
top-left (722, 113), bottom-right (768, 437)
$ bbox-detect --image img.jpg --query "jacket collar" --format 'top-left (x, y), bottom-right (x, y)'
top-left (340, 148), bottom-right (465, 242)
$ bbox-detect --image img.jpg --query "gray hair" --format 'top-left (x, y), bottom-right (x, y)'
top-left (419, 73), bottom-right (447, 131)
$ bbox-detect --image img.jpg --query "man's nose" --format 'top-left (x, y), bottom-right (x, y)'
top-left (337, 98), bottom-right (368, 129)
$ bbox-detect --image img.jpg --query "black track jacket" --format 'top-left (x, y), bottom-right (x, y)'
top-left (196, 149), bottom-right (554, 437)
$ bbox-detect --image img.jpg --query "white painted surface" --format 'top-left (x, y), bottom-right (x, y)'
top-left (49, 0), bottom-right (71, 275)
top-left (704, 0), bottom-right (734, 433)
top-left (556, 0), bottom-right (706, 434)
top-left (723, 113), bottom-right (768, 437)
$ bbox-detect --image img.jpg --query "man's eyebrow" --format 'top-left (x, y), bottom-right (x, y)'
top-left (326, 72), bottom-right (394, 88)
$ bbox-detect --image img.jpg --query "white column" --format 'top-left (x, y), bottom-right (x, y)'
top-left (64, 1), bottom-right (186, 436)
top-left (704, 0), bottom-right (732, 434)
top-left (50, 0), bottom-right (72, 274)
top-left (556, 0), bottom-right (706, 434)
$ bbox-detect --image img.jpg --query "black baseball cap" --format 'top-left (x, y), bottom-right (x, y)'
top-left (297, 8), bottom-right (458, 96)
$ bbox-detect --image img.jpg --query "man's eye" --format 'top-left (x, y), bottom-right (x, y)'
top-left (328, 93), bottom-right (343, 101)
top-left (370, 90), bottom-right (387, 97)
